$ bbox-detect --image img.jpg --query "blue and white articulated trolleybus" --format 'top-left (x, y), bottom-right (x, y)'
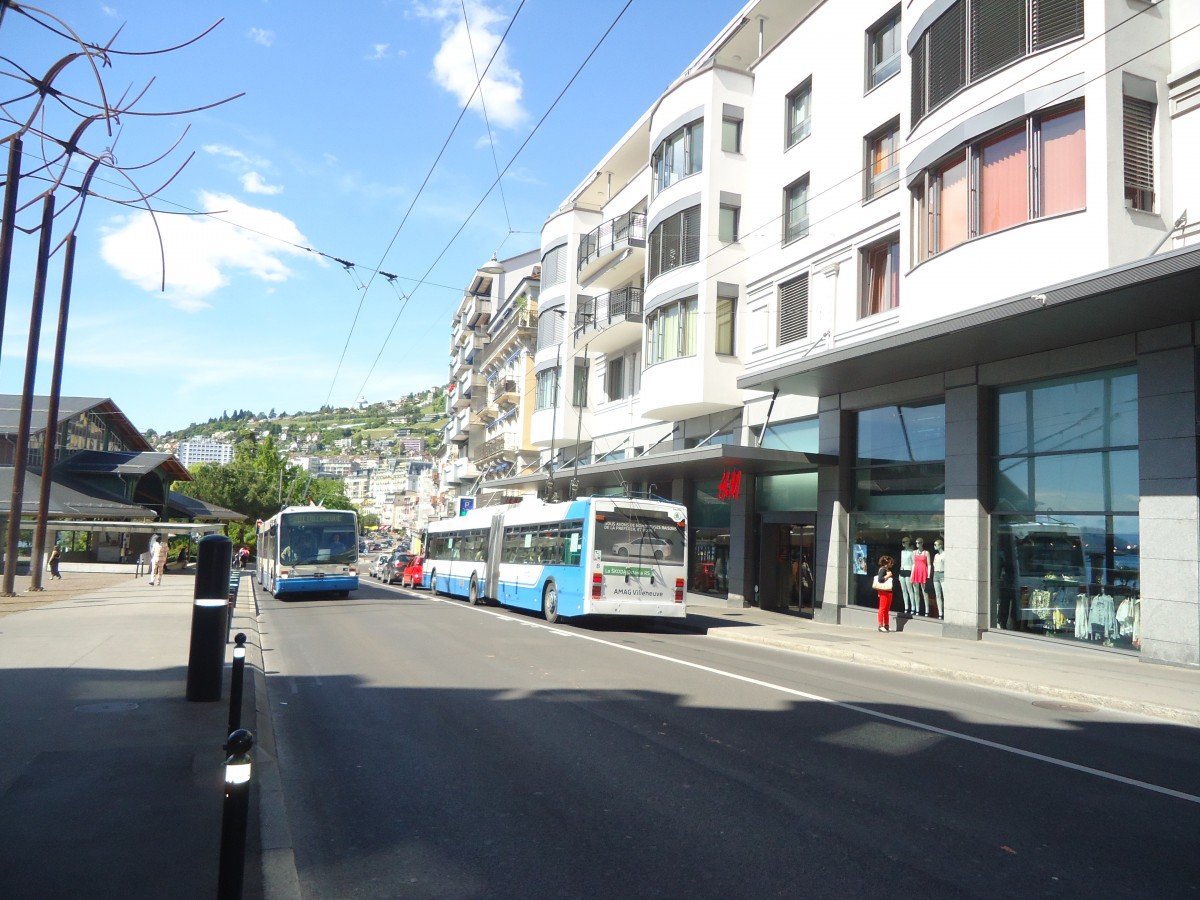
top-left (257, 506), bottom-right (360, 599)
top-left (420, 495), bottom-right (688, 623)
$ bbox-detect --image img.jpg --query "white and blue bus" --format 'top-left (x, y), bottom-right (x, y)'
top-left (257, 506), bottom-right (360, 599)
top-left (419, 495), bottom-right (688, 623)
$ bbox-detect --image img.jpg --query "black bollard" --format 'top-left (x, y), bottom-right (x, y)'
top-left (218, 728), bottom-right (254, 900)
top-left (186, 534), bottom-right (233, 702)
top-left (227, 633), bottom-right (247, 737)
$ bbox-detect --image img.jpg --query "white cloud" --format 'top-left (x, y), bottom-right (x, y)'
top-left (248, 27), bottom-right (275, 47)
top-left (416, 0), bottom-right (525, 129)
top-left (367, 43), bottom-right (390, 60)
top-left (241, 172), bottom-right (283, 195)
top-left (99, 192), bottom-right (313, 309)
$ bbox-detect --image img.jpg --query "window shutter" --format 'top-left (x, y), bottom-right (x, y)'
top-left (911, 33), bottom-right (927, 125)
top-left (971, 0), bottom-right (1027, 80)
top-left (682, 206), bottom-right (701, 264)
top-left (1123, 96), bottom-right (1155, 211)
top-left (540, 245), bottom-right (566, 289)
top-left (778, 274), bottom-right (809, 346)
top-left (927, 2), bottom-right (966, 109)
top-left (1032, 0), bottom-right (1083, 51)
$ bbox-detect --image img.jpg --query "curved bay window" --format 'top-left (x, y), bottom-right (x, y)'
top-left (646, 297), bottom-right (697, 365)
top-left (652, 120), bottom-right (704, 197)
top-left (992, 368), bottom-right (1140, 651)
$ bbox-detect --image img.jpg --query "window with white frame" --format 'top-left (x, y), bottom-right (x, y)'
top-left (861, 234), bottom-right (900, 318)
top-left (778, 274), bottom-right (809, 346)
top-left (716, 295), bottom-right (736, 356)
top-left (719, 204), bottom-right (740, 243)
top-left (605, 355), bottom-right (627, 402)
top-left (535, 367), bottom-right (559, 411)
top-left (1123, 93), bottom-right (1155, 212)
top-left (648, 206), bottom-right (701, 280)
top-left (786, 80), bottom-right (812, 148)
top-left (784, 176), bottom-right (810, 245)
top-left (865, 119), bottom-right (899, 200)
top-left (646, 297), bottom-right (698, 365)
top-left (652, 119), bottom-right (704, 196)
top-left (722, 117), bottom-right (742, 153)
top-left (911, 0), bottom-right (1083, 126)
top-left (912, 101), bottom-right (1084, 260)
top-left (867, 7), bottom-right (901, 89)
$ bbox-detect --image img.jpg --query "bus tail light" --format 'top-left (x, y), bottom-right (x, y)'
top-left (591, 573), bottom-right (603, 600)
top-left (674, 578), bottom-right (685, 603)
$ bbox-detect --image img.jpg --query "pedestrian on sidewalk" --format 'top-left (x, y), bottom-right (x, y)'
top-left (47, 545), bottom-right (62, 580)
top-left (872, 554), bottom-right (895, 632)
top-left (149, 537), bottom-right (168, 586)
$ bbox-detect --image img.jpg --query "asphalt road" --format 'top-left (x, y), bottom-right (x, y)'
top-left (258, 577), bottom-right (1200, 899)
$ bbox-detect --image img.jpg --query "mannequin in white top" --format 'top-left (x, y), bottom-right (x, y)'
top-left (899, 536), bottom-right (917, 615)
top-left (932, 538), bottom-right (946, 619)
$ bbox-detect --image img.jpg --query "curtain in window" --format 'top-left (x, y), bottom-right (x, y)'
top-left (1040, 105), bottom-right (1085, 216)
top-left (979, 127), bottom-right (1028, 234)
top-left (716, 297), bottom-right (735, 355)
top-left (865, 239), bottom-right (899, 317)
top-left (1123, 96), bottom-right (1155, 211)
top-left (682, 298), bottom-right (697, 356)
top-left (869, 127), bottom-right (898, 197)
top-left (938, 154), bottom-right (968, 252)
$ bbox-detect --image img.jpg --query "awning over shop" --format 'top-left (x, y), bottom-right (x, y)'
top-left (738, 244), bottom-right (1200, 398)
top-left (477, 443), bottom-right (835, 496)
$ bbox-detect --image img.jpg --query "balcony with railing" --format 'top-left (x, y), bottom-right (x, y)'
top-left (574, 286), bottom-right (643, 354)
top-left (494, 378), bottom-right (519, 408)
top-left (465, 293), bottom-right (492, 329)
top-left (577, 212), bottom-right (646, 283)
top-left (478, 432), bottom-right (520, 461)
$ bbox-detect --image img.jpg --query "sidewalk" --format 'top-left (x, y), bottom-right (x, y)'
top-left (0, 569), bottom-right (265, 900)
top-left (683, 594), bottom-right (1200, 726)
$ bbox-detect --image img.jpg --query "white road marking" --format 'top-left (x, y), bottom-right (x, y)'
top-left (429, 594), bottom-right (1200, 805)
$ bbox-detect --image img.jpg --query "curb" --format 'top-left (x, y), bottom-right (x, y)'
top-left (705, 626), bottom-right (1200, 728)
top-left (237, 576), bottom-right (302, 900)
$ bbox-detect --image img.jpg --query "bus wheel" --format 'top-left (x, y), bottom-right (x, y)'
top-left (542, 581), bottom-right (559, 624)
top-left (468, 576), bottom-right (481, 606)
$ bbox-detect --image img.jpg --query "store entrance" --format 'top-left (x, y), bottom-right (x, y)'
top-left (757, 515), bottom-right (816, 617)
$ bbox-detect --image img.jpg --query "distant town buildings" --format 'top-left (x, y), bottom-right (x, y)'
top-left (176, 437), bottom-right (234, 468)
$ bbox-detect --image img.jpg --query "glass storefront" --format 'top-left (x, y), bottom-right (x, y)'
top-left (992, 368), bottom-right (1140, 651)
top-left (689, 479), bottom-right (730, 599)
top-left (850, 513), bottom-right (945, 612)
top-left (852, 401), bottom-right (946, 611)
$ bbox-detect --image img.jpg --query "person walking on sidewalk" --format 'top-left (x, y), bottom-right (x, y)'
top-left (149, 538), bottom-right (168, 586)
top-left (872, 554), bottom-right (895, 632)
top-left (47, 545), bottom-right (62, 580)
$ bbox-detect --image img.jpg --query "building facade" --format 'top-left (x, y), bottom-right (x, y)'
top-left (176, 437), bottom-right (234, 468)
top-left (460, 0), bottom-right (1200, 668)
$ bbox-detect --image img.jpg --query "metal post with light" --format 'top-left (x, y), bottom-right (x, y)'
top-left (546, 308), bottom-right (567, 502)
top-left (218, 728), bottom-right (254, 900)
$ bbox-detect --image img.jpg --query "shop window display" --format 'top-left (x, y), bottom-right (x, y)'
top-left (850, 514), bottom-right (944, 614)
top-left (993, 515), bottom-right (1140, 650)
top-left (992, 368), bottom-right (1139, 651)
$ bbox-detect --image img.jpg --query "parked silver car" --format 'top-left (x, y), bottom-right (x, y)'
top-left (369, 553), bottom-right (392, 579)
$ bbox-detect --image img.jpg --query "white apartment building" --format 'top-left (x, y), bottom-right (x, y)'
top-left (466, 0), bottom-right (1200, 668)
top-left (438, 250), bottom-right (541, 508)
top-left (176, 437), bottom-right (234, 468)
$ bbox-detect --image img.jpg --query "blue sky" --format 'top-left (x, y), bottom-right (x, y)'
top-left (1, 0), bottom-right (744, 434)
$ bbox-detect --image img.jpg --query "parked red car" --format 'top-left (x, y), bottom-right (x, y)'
top-left (382, 552), bottom-right (414, 585)
top-left (401, 554), bottom-right (425, 589)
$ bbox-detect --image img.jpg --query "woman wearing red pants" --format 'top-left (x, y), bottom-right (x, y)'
top-left (872, 555), bottom-right (895, 632)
